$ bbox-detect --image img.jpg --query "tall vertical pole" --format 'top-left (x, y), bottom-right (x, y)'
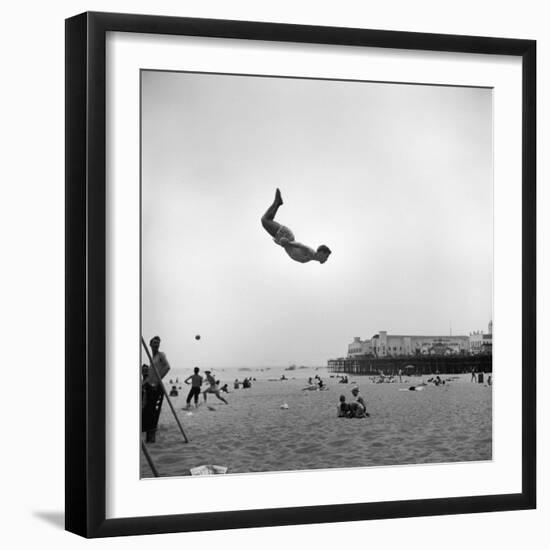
top-left (141, 441), bottom-right (160, 477)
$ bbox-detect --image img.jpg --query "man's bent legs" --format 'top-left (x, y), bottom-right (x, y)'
top-left (215, 391), bottom-right (228, 405)
top-left (261, 216), bottom-right (281, 238)
top-left (261, 189), bottom-right (283, 238)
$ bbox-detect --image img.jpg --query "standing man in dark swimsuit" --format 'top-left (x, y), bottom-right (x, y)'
top-left (141, 336), bottom-right (171, 443)
top-left (184, 367), bottom-right (203, 409)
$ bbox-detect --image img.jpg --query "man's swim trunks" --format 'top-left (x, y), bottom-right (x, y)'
top-left (275, 225), bottom-right (295, 243)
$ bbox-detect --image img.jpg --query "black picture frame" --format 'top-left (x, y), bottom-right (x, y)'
top-left (65, 11), bottom-right (536, 538)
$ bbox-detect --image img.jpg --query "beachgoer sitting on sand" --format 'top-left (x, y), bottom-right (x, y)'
top-left (350, 387), bottom-right (370, 417)
top-left (261, 188), bottom-right (331, 264)
top-left (234, 379), bottom-right (240, 389)
top-left (337, 395), bottom-right (351, 417)
top-left (220, 384), bottom-right (229, 393)
top-left (349, 402), bottom-right (367, 418)
top-left (338, 395), bottom-right (368, 418)
top-left (184, 367), bottom-right (203, 409)
top-left (202, 371), bottom-right (228, 404)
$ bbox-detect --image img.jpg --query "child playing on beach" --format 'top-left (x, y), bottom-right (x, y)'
top-left (261, 188), bottom-right (332, 264)
top-left (202, 371), bottom-right (229, 404)
top-left (184, 367), bottom-right (203, 409)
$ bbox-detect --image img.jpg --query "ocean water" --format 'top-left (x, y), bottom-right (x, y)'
top-left (165, 365), bottom-right (330, 384)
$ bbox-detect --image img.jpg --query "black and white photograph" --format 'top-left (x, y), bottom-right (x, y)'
top-left (140, 69), bottom-right (493, 478)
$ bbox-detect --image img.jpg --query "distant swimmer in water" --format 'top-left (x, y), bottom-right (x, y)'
top-left (261, 188), bottom-right (332, 264)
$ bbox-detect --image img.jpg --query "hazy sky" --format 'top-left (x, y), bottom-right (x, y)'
top-left (141, 70), bottom-right (492, 369)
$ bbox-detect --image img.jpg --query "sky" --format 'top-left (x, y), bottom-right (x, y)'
top-left (141, 70), bottom-right (493, 369)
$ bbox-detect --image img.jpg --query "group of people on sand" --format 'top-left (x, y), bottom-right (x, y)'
top-left (427, 375), bottom-right (445, 386)
top-left (183, 367), bottom-right (229, 409)
top-left (233, 377), bottom-right (253, 389)
top-left (305, 375), bottom-right (326, 389)
top-left (337, 386), bottom-right (370, 419)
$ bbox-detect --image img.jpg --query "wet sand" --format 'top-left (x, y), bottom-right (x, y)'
top-left (141, 374), bottom-right (492, 478)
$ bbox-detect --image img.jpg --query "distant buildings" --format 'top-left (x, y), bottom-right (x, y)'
top-left (469, 321), bottom-right (493, 354)
top-left (347, 321), bottom-right (492, 358)
top-left (348, 337), bottom-right (373, 356)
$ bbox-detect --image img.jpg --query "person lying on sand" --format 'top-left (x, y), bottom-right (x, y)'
top-left (261, 188), bottom-right (331, 264)
top-left (202, 371), bottom-right (228, 404)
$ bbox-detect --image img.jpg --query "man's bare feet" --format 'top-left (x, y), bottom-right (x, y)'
top-left (275, 188), bottom-right (283, 206)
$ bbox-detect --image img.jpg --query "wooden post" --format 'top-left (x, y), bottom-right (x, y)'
top-left (141, 440), bottom-right (160, 477)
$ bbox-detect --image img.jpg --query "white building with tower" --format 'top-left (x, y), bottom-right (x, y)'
top-left (348, 329), bottom-right (474, 358)
top-left (469, 321), bottom-right (493, 354)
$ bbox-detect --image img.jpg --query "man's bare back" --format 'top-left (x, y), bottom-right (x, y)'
top-left (261, 189), bottom-right (331, 264)
top-left (276, 237), bottom-right (317, 263)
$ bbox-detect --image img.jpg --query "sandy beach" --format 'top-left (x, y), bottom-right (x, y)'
top-left (141, 370), bottom-right (492, 478)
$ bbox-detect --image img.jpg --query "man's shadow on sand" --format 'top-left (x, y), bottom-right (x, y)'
top-left (33, 511), bottom-right (65, 530)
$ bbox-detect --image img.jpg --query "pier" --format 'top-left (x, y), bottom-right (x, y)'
top-left (328, 354), bottom-right (492, 375)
